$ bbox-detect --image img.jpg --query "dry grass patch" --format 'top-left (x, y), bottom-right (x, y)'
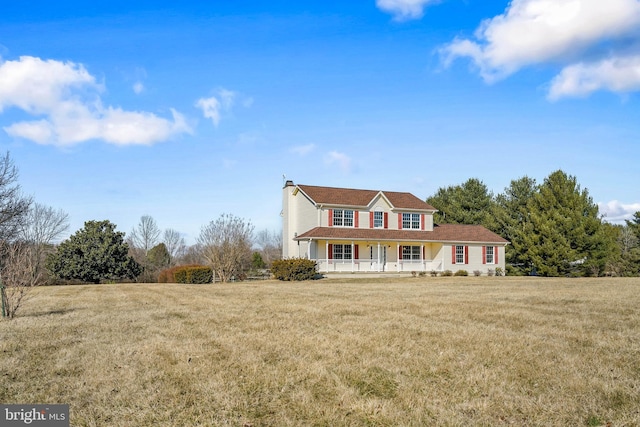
top-left (1, 277), bottom-right (639, 426)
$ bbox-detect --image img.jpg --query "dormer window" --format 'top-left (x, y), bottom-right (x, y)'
top-left (373, 211), bottom-right (383, 228)
top-left (333, 209), bottom-right (354, 227)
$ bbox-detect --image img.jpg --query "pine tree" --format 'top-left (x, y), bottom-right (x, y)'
top-left (494, 176), bottom-right (538, 275)
top-left (526, 170), bottom-right (612, 276)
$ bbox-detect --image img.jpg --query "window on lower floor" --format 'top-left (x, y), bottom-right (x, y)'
top-left (486, 246), bottom-right (494, 264)
top-left (402, 245), bottom-right (421, 260)
top-left (455, 245), bottom-right (465, 264)
top-left (333, 244), bottom-right (352, 260)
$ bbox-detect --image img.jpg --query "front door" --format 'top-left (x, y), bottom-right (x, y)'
top-left (370, 245), bottom-right (387, 272)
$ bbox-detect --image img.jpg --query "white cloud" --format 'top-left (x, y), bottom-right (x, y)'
top-left (291, 143), bottom-right (316, 156)
top-left (376, 0), bottom-right (439, 21)
top-left (548, 54), bottom-right (640, 99)
top-left (441, 0), bottom-right (640, 96)
top-left (325, 151), bottom-right (352, 173)
top-left (195, 96), bottom-right (222, 126)
top-left (0, 56), bottom-right (191, 146)
top-left (133, 81), bottom-right (144, 94)
top-left (599, 200), bottom-right (640, 223)
top-left (195, 88), bottom-right (245, 127)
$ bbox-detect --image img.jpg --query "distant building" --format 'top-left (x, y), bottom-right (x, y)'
top-left (282, 181), bottom-right (508, 274)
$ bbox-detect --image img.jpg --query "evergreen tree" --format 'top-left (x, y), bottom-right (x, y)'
top-left (494, 176), bottom-right (538, 275)
top-left (427, 178), bottom-right (496, 229)
top-left (46, 220), bottom-right (141, 283)
top-left (621, 212), bottom-right (640, 276)
top-left (526, 170), bottom-right (612, 276)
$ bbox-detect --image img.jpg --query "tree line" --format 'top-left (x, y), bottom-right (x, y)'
top-left (0, 151), bottom-right (281, 318)
top-left (426, 170), bottom-right (639, 277)
top-left (2, 151), bottom-right (639, 317)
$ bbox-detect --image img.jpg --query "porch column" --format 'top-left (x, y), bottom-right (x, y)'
top-left (307, 239), bottom-right (312, 260)
top-left (397, 243), bottom-right (401, 272)
top-left (421, 243), bottom-right (424, 271)
top-left (377, 242), bottom-right (381, 272)
top-left (325, 241), bottom-right (329, 273)
top-left (351, 241), bottom-right (355, 272)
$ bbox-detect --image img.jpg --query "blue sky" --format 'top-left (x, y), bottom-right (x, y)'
top-left (1, 0), bottom-right (639, 244)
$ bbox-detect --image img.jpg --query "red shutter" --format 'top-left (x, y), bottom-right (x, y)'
top-left (354, 245), bottom-right (359, 260)
top-left (369, 212), bottom-right (374, 228)
top-left (482, 246), bottom-right (486, 264)
top-left (421, 214), bottom-right (425, 230)
top-left (452, 245), bottom-right (456, 264)
top-left (328, 209), bottom-right (333, 227)
top-left (465, 246), bottom-right (469, 264)
top-left (495, 246), bottom-right (498, 264)
top-left (399, 246), bottom-right (403, 260)
top-left (354, 211), bottom-right (359, 228)
top-left (384, 212), bottom-right (388, 229)
top-left (328, 244), bottom-right (333, 259)
top-left (398, 213), bottom-right (402, 229)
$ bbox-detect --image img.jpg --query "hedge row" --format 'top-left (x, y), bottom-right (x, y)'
top-left (158, 265), bottom-right (213, 284)
top-left (271, 258), bottom-right (317, 281)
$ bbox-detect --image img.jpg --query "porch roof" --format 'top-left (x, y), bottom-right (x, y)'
top-left (294, 224), bottom-right (509, 244)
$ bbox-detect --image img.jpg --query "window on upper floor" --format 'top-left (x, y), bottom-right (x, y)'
top-left (402, 213), bottom-right (421, 229)
top-left (373, 211), bottom-right (383, 228)
top-left (333, 209), bottom-right (354, 227)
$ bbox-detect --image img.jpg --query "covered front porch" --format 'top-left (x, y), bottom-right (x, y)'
top-left (297, 239), bottom-right (445, 273)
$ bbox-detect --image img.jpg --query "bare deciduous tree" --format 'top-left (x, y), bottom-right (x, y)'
top-left (198, 214), bottom-right (254, 282)
top-left (163, 228), bottom-right (186, 266)
top-left (129, 215), bottom-right (161, 255)
top-left (254, 228), bottom-right (282, 265)
top-left (20, 203), bottom-right (70, 245)
top-left (19, 203), bottom-right (70, 281)
top-left (1, 242), bottom-right (42, 319)
top-left (0, 152), bottom-right (32, 241)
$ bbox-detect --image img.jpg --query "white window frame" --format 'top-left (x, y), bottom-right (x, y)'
top-left (402, 245), bottom-right (421, 260)
top-left (333, 244), bottom-right (352, 260)
top-left (486, 246), bottom-right (494, 264)
top-left (333, 209), bottom-right (354, 227)
top-left (373, 211), bottom-right (383, 228)
top-left (402, 213), bottom-right (421, 230)
top-left (455, 245), bottom-right (465, 264)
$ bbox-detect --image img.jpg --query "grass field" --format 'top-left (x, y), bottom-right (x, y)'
top-left (1, 277), bottom-right (639, 426)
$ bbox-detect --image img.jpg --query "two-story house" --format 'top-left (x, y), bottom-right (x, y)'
top-left (282, 181), bottom-right (508, 274)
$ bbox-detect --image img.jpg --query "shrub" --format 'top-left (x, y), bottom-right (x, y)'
top-left (411, 271), bottom-right (417, 277)
top-left (473, 270), bottom-right (482, 277)
top-left (430, 270), bottom-right (438, 277)
top-left (159, 265), bottom-right (212, 284)
top-left (441, 270), bottom-right (453, 277)
top-left (495, 267), bottom-right (504, 277)
top-left (487, 268), bottom-right (495, 277)
top-left (418, 271), bottom-right (426, 277)
top-left (271, 258), bottom-right (317, 281)
top-left (454, 270), bottom-right (468, 276)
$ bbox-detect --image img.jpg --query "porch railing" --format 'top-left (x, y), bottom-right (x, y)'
top-left (315, 258), bottom-right (443, 273)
